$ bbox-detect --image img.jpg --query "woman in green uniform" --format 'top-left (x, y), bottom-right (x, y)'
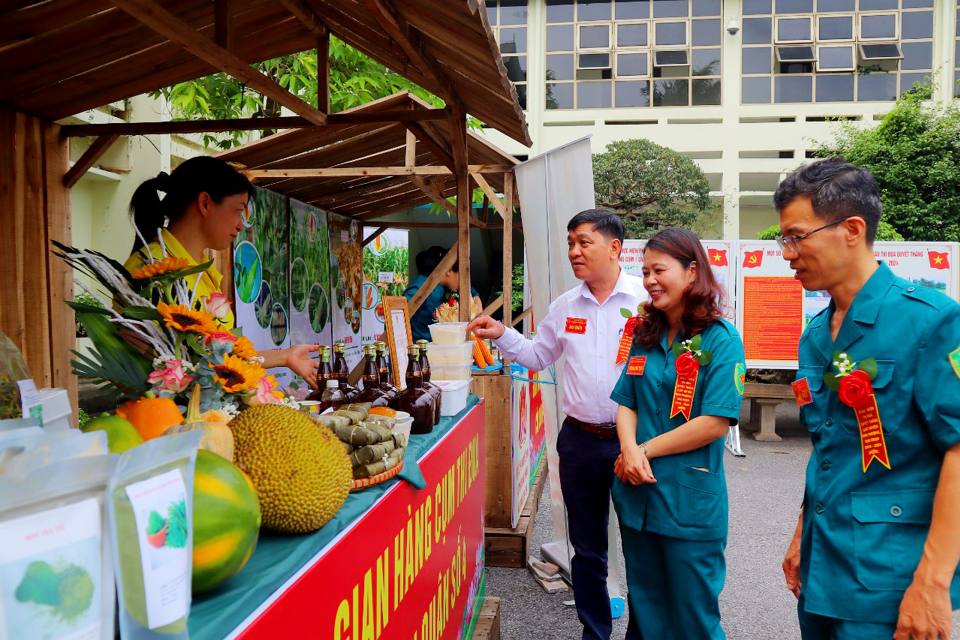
top-left (124, 156), bottom-right (320, 387)
top-left (610, 227), bottom-right (745, 639)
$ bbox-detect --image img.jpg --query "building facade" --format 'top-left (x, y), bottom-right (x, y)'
top-left (483, 0), bottom-right (960, 239)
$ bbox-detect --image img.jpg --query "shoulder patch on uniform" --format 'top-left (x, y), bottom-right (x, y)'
top-left (735, 363), bottom-right (746, 395)
top-left (950, 347), bottom-right (960, 380)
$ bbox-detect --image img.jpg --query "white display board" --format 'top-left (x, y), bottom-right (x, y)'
top-left (621, 239), bottom-right (737, 322)
top-left (738, 240), bottom-right (960, 369)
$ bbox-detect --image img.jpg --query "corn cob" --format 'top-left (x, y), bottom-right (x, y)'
top-left (472, 336), bottom-right (486, 368)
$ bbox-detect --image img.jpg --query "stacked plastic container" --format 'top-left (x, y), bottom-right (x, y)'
top-left (426, 322), bottom-right (473, 380)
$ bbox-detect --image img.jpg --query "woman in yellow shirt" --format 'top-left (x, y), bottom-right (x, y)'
top-left (124, 156), bottom-right (319, 387)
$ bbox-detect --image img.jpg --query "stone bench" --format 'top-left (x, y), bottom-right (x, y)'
top-left (742, 383), bottom-right (796, 442)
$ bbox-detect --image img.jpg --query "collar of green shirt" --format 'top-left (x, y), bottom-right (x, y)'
top-left (810, 261), bottom-right (894, 358)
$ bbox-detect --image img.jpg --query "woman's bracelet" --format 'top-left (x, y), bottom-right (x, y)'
top-left (639, 441), bottom-right (648, 457)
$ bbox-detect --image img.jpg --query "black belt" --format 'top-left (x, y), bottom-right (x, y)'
top-left (566, 417), bottom-right (618, 439)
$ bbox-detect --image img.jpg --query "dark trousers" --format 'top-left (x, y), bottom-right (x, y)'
top-left (557, 419), bottom-right (640, 640)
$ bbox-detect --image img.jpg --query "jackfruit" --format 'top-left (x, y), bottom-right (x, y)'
top-left (229, 404), bottom-right (351, 533)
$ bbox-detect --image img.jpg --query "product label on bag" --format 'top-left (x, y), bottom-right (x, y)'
top-left (0, 498), bottom-right (102, 640)
top-left (564, 318), bottom-right (587, 334)
top-left (627, 356), bottom-right (646, 376)
top-left (126, 469), bottom-right (190, 630)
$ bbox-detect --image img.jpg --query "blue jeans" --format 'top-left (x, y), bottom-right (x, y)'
top-left (557, 420), bottom-right (640, 640)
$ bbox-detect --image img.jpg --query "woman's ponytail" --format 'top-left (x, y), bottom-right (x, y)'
top-left (128, 158), bottom-right (253, 251)
top-left (129, 172), bottom-right (170, 250)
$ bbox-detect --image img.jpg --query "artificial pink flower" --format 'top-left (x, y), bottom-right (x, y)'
top-left (202, 293), bottom-right (231, 320)
top-left (147, 359), bottom-right (194, 394)
top-left (205, 331), bottom-right (238, 347)
top-left (248, 375), bottom-right (284, 406)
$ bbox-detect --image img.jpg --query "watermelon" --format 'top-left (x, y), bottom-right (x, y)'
top-left (192, 450), bottom-right (261, 593)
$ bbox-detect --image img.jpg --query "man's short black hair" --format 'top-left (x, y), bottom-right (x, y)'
top-left (773, 156), bottom-right (882, 244)
top-left (567, 208), bottom-right (625, 244)
top-left (416, 245), bottom-right (458, 274)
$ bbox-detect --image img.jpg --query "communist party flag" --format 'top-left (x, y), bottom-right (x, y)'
top-left (708, 249), bottom-right (728, 266)
top-left (928, 251), bottom-right (949, 270)
top-left (742, 250), bottom-right (763, 268)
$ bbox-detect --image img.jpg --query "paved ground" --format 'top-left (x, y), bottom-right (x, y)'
top-left (486, 404), bottom-right (960, 639)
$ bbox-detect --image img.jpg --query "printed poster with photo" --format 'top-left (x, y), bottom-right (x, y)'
top-left (362, 227), bottom-right (409, 346)
top-left (328, 213), bottom-right (364, 370)
top-left (289, 199), bottom-right (332, 350)
top-left (511, 368), bottom-right (532, 529)
top-left (233, 187), bottom-right (292, 388)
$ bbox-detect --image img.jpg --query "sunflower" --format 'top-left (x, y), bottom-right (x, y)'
top-left (130, 256), bottom-right (191, 280)
top-left (213, 354), bottom-right (265, 393)
top-left (232, 335), bottom-right (258, 359)
top-left (157, 303), bottom-right (218, 335)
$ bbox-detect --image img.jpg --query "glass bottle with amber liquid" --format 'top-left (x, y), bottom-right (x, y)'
top-left (416, 339), bottom-right (442, 424)
top-left (318, 379), bottom-right (346, 412)
top-left (375, 341), bottom-right (400, 408)
top-left (399, 345), bottom-right (435, 434)
top-left (333, 342), bottom-right (360, 402)
top-left (355, 345), bottom-right (390, 407)
top-left (306, 346), bottom-right (335, 401)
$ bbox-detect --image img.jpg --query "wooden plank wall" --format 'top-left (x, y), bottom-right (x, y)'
top-left (0, 106), bottom-right (76, 416)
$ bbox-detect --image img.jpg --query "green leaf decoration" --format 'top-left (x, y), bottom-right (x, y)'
top-left (857, 357), bottom-right (878, 380)
top-left (620, 307), bottom-right (633, 319)
top-left (823, 372), bottom-right (842, 392)
top-left (147, 510), bottom-right (165, 535)
top-left (671, 342), bottom-right (685, 358)
top-left (66, 301), bottom-right (111, 316)
top-left (164, 500), bottom-right (188, 549)
top-left (691, 334), bottom-right (702, 350)
top-left (119, 305), bottom-right (164, 322)
top-left (697, 352), bottom-right (713, 366)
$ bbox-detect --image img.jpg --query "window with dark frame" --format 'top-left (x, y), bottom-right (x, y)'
top-left (546, 0), bottom-right (721, 110)
top-left (740, 0), bottom-right (934, 105)
top-left (490, 0), bottom-right (529, 110)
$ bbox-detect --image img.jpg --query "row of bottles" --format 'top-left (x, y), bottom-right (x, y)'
top-left (311, 341), bottom-right (442, 434)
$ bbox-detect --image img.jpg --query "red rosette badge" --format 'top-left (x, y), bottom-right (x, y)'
top-left (670, 337), bottom-right (711, 421)
top-left (837, 369), bottom-right (873, 408)
top-left (823, 353), bottom-right (890, 472)
top-left (675, 351), bottom-right (701, 377)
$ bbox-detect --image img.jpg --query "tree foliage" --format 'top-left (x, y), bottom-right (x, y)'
top-left (151, 38), bottom-right (446, 149)
top-left (593, 138), bottom-right (713, 238)
top-left (756, 220), bottom-right (904, 241)
top-left (812, 82), bottom-right (960, 241)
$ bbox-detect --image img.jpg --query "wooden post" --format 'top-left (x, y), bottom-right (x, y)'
top-left (502, 171), bottom-right (514, 329)
top-left (447, 106), bottom-right (471, 321)
top-left (214, 0), bottom-right (233, 51)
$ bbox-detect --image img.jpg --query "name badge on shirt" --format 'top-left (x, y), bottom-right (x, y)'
top-left (792, 378), bottom-right (814, 407)
top-left (626, 356), bottom-right (646, 376)
top-left (565, 317), bottom-right (587, 334)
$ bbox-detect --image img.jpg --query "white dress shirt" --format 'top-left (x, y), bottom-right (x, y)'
top-left (495, 268), bottom-right (647, 425)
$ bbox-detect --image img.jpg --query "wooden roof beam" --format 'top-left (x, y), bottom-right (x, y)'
top-left (63, 134), bottom-right (120, 188)
top-left (277, 0), bottom-right (328, 37)
top-left (361, 226), bottom-right (388, 247)
top-left (404, 121), bottom-right (455, 172)
top-left (60, 109), bottom-right (446, 137)
top-left (214, 0), bottom-right (233, 51)
top-left (362, 0), bottom-right (455, 103)
top-left (106, 0), bottom-right (327, 126)
top-left (241, 165), bottom-right (512, 178)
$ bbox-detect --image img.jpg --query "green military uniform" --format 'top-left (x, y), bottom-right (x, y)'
top-left (796, 262), bottom-right (960, 637)
top-left (610, 319), bottom-right (745, 640)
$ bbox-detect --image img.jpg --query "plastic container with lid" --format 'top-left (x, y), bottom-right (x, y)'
top-left (427, 342), bottom-right (474, 365)
top-left (428, 322), bottom-right (469, 345)
top-left (434, 380), bottom-right (470, 417)
top-left (430, 363), bottom-right (472, 381)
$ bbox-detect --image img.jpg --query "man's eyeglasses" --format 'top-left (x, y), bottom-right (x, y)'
top-left (776, 217), bottom-right (852, 254)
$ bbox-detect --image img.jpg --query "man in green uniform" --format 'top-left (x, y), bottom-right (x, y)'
top-left (776, 157), bottom-right (960, 639)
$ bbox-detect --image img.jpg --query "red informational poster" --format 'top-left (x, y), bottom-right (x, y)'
top-left (741, 276), bottom-right (803, 362)
top-left (238, 405), bottom-right (486, 640)
top-left (528, 371), bottom-right (545, 482)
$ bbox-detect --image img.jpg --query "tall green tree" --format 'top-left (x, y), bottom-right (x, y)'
top-left (593, 138), bottom-right (713, 238)
top-left (813, 82), bottom-right (960, 241)
top-left (151, 38), bottom-right (445, 150)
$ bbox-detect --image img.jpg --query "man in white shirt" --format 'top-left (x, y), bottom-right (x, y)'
top-left (468, 209), bottom-right (645, 640)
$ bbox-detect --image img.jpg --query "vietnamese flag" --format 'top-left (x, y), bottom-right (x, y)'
top-left (709, 249), bottom-right (728, 266)
top-left (928, 251), bottom-right (950, 270)
top-left (743, 250), bottom-right (763, 268)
